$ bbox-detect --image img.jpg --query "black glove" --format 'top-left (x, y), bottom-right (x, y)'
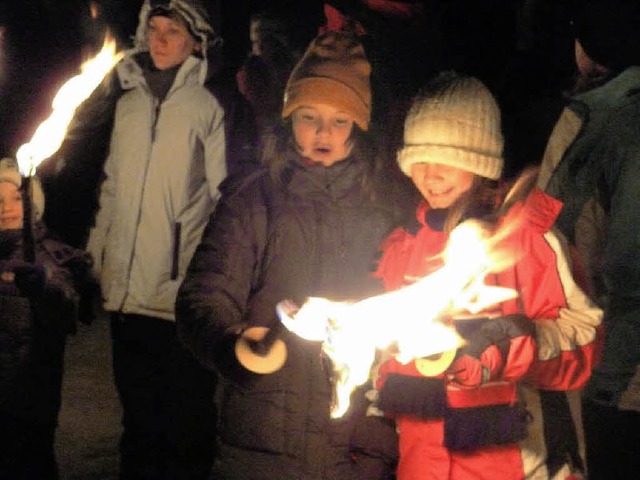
top-left (6, 259), bottom-right (47, 296)
top-left (448, 314), bottom-right (536, 387)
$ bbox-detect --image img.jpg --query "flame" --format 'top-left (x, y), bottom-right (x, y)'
top-left (279, 215), bottom-right (522, 418)
top-left (16, 33), bottom-right (123, 176)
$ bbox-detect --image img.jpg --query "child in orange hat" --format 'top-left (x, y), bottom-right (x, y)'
top-left (176, 31), bottom-right (400, 480)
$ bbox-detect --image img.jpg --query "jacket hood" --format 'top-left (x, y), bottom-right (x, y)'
top-left (133, 0), bottom-right (220, 54)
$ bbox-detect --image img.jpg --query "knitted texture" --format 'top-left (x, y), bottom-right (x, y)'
top-left (0, 158), bottom-right (45, 221)
top-left (282, 31), bottom-right (371, 131)
top-left (397, 73), bottom-right (503, 179)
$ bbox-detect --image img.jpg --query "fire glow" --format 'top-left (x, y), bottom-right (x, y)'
top-left (16, 34), bottom-right (123, 176)
top-left (278, 216), bottom-right (522, 418)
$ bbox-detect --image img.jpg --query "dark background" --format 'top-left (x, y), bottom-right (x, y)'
top-left (0, 0), bottom-right (577, 171)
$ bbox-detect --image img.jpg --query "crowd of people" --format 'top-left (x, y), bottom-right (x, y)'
top-left (0, 0), bottom-right (639, 479)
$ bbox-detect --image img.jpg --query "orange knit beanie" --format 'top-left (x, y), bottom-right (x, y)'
top-left (282, 31), bottom-right (371, 131)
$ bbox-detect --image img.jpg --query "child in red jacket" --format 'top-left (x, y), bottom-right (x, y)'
top-left (373, 72), bottom-right (602, 479)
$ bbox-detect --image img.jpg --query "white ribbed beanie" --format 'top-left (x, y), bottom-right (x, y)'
top-left (397, 72), bottom-right (503, 180)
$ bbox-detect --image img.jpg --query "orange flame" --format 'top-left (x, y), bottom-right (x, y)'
top-left (16, 33), bottom-right (123, 176)
top-left (280, 214), bottom-right (523, 418)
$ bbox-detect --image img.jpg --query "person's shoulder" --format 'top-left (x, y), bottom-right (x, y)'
top-left (575, 67), bottom-right (640, 119)
top-left (219, 165), bottom-right (272, 204)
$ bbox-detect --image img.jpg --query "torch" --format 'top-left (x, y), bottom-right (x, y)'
top-left (278, 211), bottom-right (525, 418)
top-left (14, 34), bottom-right (123, 261)
top-left (20, 174), bottom-right (36, 262)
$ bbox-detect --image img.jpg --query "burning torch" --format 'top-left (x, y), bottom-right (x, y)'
top-left (275, 211), bottom-right (525, 418)
top-left (14, 35), bottom-right (122, 262)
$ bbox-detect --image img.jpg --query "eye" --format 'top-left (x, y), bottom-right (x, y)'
top-left (295, 111), bottom-right (317, 123)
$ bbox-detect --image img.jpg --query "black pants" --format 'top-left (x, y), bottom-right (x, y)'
top-left (582, 396), bottom-right (640, 480)
top-left (110, 314), bottom-right (216, 480)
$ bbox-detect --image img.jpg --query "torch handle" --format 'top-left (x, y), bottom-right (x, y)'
top-left (249, 319), bottom-right (286, 356)
top-left (21, 176), bottom-right (36, 263)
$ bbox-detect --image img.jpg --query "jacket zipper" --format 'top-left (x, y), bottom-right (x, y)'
top-left (171, 222), bottom-right (181, 280)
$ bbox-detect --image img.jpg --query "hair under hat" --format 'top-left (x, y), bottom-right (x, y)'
top-left (134, 0), bottom-right (218, 53)
top-left (282, 31), bottom-right (371, 131)
top-left (397, 72), bottom-right (503, 180)
top-left (572, 0), bottom-right (640, 71)
top-left (0, 157), bottom-right (45, 221)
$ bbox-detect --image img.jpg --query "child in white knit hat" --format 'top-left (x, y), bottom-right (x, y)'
top-left (373, 72), bottom-right (602, 479)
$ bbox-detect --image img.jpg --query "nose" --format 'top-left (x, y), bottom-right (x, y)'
top-left (315, 119), bottom-right (331, 136)
top-left (150, 31), bottom-right (167, 46)
top-left (421, 163), bottom-right (444, 183)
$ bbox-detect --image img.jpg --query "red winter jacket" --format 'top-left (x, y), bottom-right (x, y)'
top-left (374, 188), bottom-right (602, 480)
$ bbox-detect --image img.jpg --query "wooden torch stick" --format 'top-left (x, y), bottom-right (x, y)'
top-left (21, 175), bottom-right (36, 263)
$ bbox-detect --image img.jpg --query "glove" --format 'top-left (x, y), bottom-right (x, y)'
top-left (448, 314), bottom-right (535, 388)
top-left (7, 259), bottom-right (47, 296)
top-left (448, 344), bottom-right (504, 388)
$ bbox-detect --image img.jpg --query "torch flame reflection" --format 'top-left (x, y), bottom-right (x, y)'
top-left (16, 33), bottom-right (123, 176)
top-left (279, 216), bottom-right (522, 418)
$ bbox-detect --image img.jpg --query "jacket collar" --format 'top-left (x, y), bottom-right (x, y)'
top-left (572, 66), bottom-right (640, 116)
top-left (116, 52), bottom-right (207, 92)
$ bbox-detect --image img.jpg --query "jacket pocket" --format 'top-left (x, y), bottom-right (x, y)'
top-left (171, 222), bottom-right (181, 280)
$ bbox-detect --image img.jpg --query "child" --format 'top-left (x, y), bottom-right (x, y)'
top-left (373, 72), bottom-right (602, 479)
top-left (0, 157), bottom-right (91, 479)
top-left (176, 31), bottom-right (399, 480)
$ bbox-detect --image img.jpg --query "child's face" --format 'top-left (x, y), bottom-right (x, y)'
top-left (292, 104), bottom-right (355, 166)
top-left (0, 181), bottom-right (23, 230)
top-left (147, 15), bottom-right (200, 71)
top-left (410, 163), bottom-right (476, 209)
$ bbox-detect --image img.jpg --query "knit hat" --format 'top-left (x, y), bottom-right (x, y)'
top-left (134, 0), bottom-right (219, 53)
top-left (572, 0), bottom-right (640, 71)
top-left (282, 31), bottom-right (371, 131)
top-left (0, 157), bottom-right (45, 221)
top-left (397, 72), bottom-right (503, 180)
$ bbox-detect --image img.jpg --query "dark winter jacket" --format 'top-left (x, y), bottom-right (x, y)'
top-left (540, 66), bottom-right (640, 412)
top-left (176, 149), bottom-right (398, 479)
top-left (0, 225), bottom-right (91, 424)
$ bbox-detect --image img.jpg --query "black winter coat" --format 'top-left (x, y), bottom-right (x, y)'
top-left (0, 226), bottom-right (90, 425)
top-left (176, 151), bottom-right (398, 479)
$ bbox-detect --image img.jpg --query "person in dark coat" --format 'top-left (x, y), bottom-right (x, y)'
top-left (176, 31), bottom-right (399, 479)
top-left (537, 1), bottom-right (640, 478)
top-left (0, 157), bottom-right (91, 480)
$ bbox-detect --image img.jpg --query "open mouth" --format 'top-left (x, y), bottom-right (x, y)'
top-left (313, 146), bottom-right (331, 155)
